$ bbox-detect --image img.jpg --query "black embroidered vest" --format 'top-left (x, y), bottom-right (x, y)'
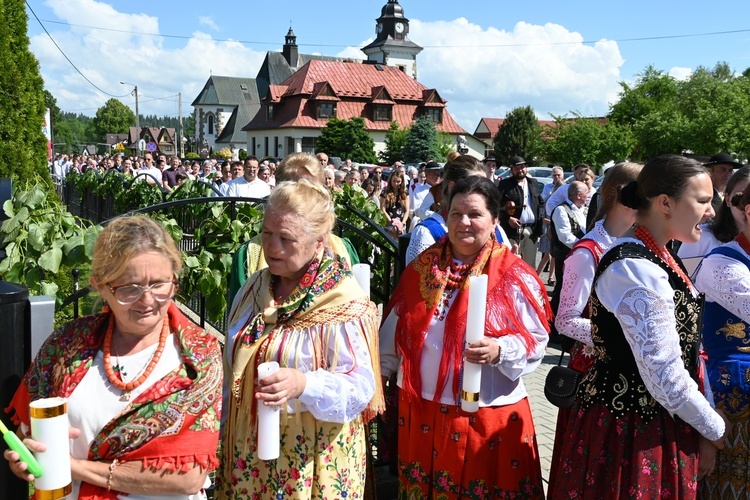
top-left (578, 243), bottom-right (703, 421)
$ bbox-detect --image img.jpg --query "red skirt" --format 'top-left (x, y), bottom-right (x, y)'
top-left (549, 403), bottom-right (700, 499)
top-left (397, 391), bottom-right (544, 499)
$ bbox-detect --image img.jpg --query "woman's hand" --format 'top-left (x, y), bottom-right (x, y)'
top-left (4, 436), bottom-right (45, 482)
top-left (256, 367), bottom-right (307, 406)
top-left (4, 427), bottom-right (81, 482)
top-left (712, 409), bottom-right (731, 450)
top-left (464, 338), bottom-right (501, 365)
top-left (698, 436), bottom-right (718, 480)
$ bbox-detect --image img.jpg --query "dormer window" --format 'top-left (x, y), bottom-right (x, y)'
top-left (267, 105), bottom-right (274, 121)
top-left (426, 109), bottom-right (442, 123)
top-left (374, 105), bottom-right (392, 121)
top-left (317, 102), bottom-right (336, 119)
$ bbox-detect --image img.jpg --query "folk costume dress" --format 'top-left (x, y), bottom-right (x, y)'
top-left (380, 235), bottom-right (551, 499)
top-left (550, 237), bottom-right (725, 499)
top-left (217, 249), bottom-right (384, 500)
top-left (547, 219), bottom-right (611, 491)
top-left (6, 303), bottom-right (223, 500)
top-left (694, 236), bottom-right (750, 499)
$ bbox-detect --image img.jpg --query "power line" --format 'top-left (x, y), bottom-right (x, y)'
top-left (34, 17), bottom-right (750, 49)
top-left (26, 2), bottom-right (131, 98)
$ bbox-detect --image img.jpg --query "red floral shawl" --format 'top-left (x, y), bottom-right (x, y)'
top-left (384, 236), bottom-right (552, 403)
top-left (5, 303), bottom-right (222, 499)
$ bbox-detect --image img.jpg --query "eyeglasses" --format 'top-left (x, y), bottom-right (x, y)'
top-left (106, 280), bottom-right (178, 305)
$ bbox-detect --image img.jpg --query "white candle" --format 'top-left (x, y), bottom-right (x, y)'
top-left (30, 397), bottom-right (71, 498)
top-left (352, 263), bottom-right (371, 299)
top-left (461, 275), bottom-right (488, 412)
top-left (257, 361), bottom-right (281, 460)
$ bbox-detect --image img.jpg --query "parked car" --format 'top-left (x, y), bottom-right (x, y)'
top-left (526, 166), bottom-right (555, 184)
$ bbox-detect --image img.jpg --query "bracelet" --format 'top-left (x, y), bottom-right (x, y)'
top-left (107, 459), bottom-right (119, 491)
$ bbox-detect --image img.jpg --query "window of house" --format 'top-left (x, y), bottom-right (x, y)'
top-left (208, 115), bottom-right (214, 135)
top-left (317, 103), bottom-right (335, 119)
top-left (165, 146), bottom-right (173, 152)
top-left (267, 105), bottom-right (274, 121)
top-left (374, 105), bottom-right (392, 121)
top-left (301, 137), bottom-right (316, 154)
top-left (426, 109), bottom-right (442, 123)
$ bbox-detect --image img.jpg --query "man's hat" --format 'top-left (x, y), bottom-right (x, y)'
top-left (423, 161), bottom-right (442, 173)
top-left (704, 152), bottom-right (743, 169)
top-left (510, 156), bottom-right (526, 167)
top-left (483, 156), bottom-right (496, 163)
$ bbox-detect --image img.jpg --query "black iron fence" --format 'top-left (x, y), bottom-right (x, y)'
top-left (60, 177), bottom-right (402, 334)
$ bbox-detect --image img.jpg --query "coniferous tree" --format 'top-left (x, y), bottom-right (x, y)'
top-left (401, 116), bottom-right (440, 163)
top-left (379, 120), bottom-right (408, 165)
top-left (0, 0), bottom-right (50, 181)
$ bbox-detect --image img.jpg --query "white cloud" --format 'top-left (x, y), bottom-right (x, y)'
top-left (33, 0), bottom-right (265, 117)
top-left (398, 18), bottom-right (625, 130)
top-left (198, 16), bottom-right (220, 31)
top-left (34, 1), bottom-right (624, 134)
top-left (668, 66), bottom-right (693, 81)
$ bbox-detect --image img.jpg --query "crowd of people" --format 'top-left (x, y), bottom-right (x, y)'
top-left (3, 150), bottom-right (746, 499)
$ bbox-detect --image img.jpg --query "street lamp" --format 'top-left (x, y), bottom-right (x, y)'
top-left (120, 82), bottom-right (140, 155)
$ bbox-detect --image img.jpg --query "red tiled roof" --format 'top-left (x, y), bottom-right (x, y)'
top-left (245, 60), bottom-right (466, 134)
top-left (475, 118), bottom-right (560, 140)
top-left (267, 85), bottom-right (287, 103)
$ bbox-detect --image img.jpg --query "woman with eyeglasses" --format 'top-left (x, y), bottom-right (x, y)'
top-left (4, 215), bottom-right (223, 499)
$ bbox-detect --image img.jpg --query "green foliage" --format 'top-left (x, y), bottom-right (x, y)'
top-left (185, 152), bottom-right (200, 160)
top-left (401, 116), bottom-right (440, 163)
top-left (238, 149), bottom-right (248, 161)
top-left (316, 118), bottom-right (378, 163)
top-left (543, 113), bottom-right (635, 168)
top-left (114, 178), bottom-right (165, 212)
top-left (379, 121), bottom-right (409, 164)
top-left (436, 132), bottom-right (455, 162)
top-left (492, 106), bottom-right (543, 165)
top-left (0, 179), bottom-right (101, 307)
top-left (91, 98), bottom-right (136, 143)
top-left (606, 61), bottom-right (750, 160)
top-left (0, 0), bottom-right (51, 182)
top-left (332, 184), bottom-right (393, 297)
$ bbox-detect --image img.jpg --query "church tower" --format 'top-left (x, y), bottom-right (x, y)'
top-left (362, 0), bottom-right (423, 79)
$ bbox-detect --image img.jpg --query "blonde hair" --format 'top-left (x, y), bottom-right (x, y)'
top-left (276, 153), bottom-right (325, 184)
top-left (91, 215), bottom-right (182, 285)
top-left (266, 179), bottom-right (335, 241)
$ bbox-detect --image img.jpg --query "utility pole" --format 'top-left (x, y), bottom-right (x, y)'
top-left (178, 92), bottom-right (184, 158)
top-left (120, 82), bottom-right (140, 156)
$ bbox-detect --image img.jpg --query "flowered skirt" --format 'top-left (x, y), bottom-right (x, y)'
top-left (216, 411), bottom-right (366, 500)
top-left (397, 392), bottom-right (543, 499)
top-left (549, 403), bottom-right (699, 499)
top-left (548, 340), bottom-right (596, 490)
top-left (699, 386), bottom-right (750, 499)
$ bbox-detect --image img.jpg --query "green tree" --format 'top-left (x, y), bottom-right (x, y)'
top-left (401, 116), bottom-right (440, 163)
top-left (91, 98), bottom-right (136, 143)
top-left (608, 66), bottom-right (679, 127)
top-left (492, 106), bottom-right (543, 165)
top-left (436, 132), bottom-right (455, 162)
top-left (543, 114), bottom-right (636, 168)
top-left (379, 120), bottom-right (408, 164)
top-left (315, 117), bottom-right (378, 163)
top-left (0, 0), bottom-right (51, 182)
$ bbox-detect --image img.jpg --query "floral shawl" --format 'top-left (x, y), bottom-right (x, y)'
top-left (383, 235), bottom-right (552, 403)
top-left (222, 249), bottom-right (384, 490)
top-left (5, 302), bottom-right (223, 499)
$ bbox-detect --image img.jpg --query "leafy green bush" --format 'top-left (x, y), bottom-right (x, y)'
top-left (0, 180), bottom-right (101, 306)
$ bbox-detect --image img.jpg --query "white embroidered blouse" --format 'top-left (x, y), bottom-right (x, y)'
top-left (694, 240), bottom-right (750, 321)
top-left (555, 220), bottom-right (616, 345)
top-left (595, 238), bottom-right (725, 441)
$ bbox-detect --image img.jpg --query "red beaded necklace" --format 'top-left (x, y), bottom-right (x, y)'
top-left (445, 261), bottom-right (471, 290)
top-left (634, 225), bottom-right (692, 288)
top-left (735, 233), bottom-right (750, 255)
top-left (103, 314), bottom-right (169, 401)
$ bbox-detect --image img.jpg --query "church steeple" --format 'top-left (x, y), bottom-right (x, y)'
top-left (362, 0), bottom-right (423, 79)
top-left (282, 26), bottom-right (298, 67)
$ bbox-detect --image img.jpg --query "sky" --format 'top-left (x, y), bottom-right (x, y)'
top-left (25, 0), bottom-right (750, 134)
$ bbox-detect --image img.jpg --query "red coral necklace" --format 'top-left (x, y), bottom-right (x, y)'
top-left (634, 225), bottom-right (692, 288)
top-left (103, 314), bottom-right (169, 402)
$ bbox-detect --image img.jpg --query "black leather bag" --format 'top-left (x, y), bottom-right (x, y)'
top-left (544, 346), bottom-right (582, 409)
top-left (544, 366), bottom-right (581, 408)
